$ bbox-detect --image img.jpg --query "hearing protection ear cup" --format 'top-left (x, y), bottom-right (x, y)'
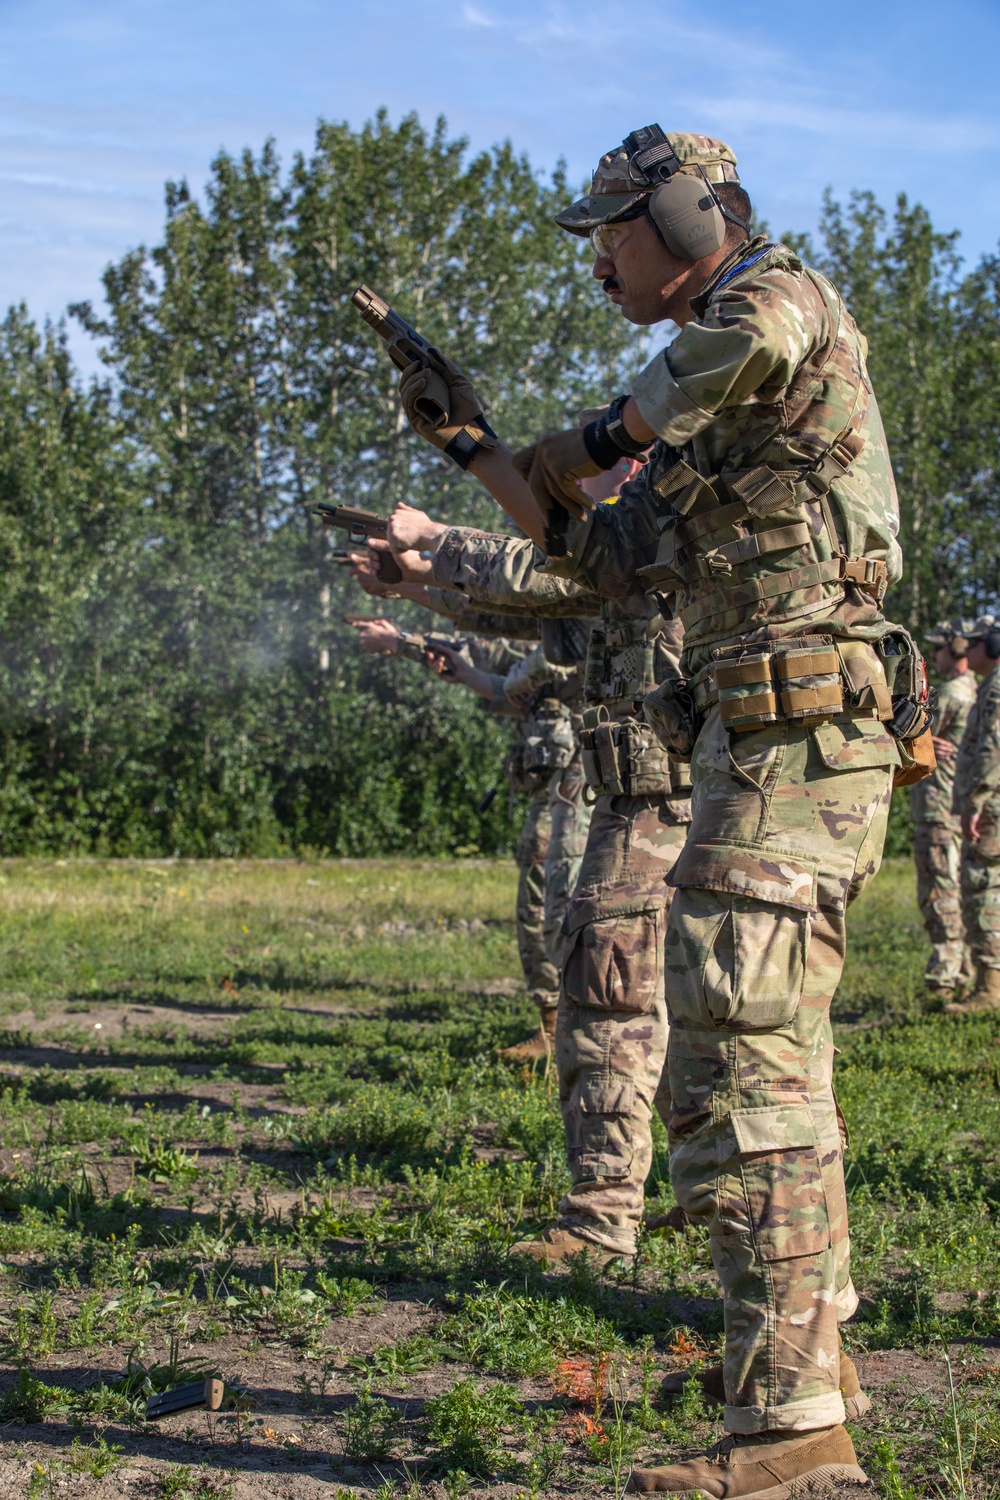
top-left (647, 172), bottom-right (727, 260)
top-left (985, 630), bottom-right (1000, 660)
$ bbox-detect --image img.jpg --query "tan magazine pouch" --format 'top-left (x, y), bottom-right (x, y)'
top-left (715, 638), bottom-right (844, 733)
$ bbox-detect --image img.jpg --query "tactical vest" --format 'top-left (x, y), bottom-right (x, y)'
top-left (636, 255), bottom-right (895, 663)
top-left (505, 693), bottom-right (579, 793)
top-left (579, 601), bottom-right (691, 804)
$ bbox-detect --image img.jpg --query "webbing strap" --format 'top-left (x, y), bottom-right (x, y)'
top-left (678, 523), bottom-right (813, 584)
top-left (679, 558), bottom-right (845, 629)
top-left (674, 500), bottom-right (748, 547)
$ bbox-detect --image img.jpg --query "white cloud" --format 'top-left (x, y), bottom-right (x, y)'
top-left (461, 3), bottom-right (496, 26)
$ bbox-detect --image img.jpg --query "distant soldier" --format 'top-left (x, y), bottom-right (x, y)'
top-left (910, 620), bottom-right (977, 998)
top-left (424, 624), bottom-right (595, 1061)
top-left (948, 615), bottom-right (1000, 1014)
top-left (385, 489), bottom-right (694, 1267)
top-left (348, 595), bottom-right (593, 1057)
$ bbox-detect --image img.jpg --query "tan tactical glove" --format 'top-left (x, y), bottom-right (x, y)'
top-left (512, 430), bottom-right (600, 523)
top-left (398, 355), bottom-right (499, 471)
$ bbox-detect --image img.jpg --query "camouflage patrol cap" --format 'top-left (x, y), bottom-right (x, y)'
top-left (966, 614), bottom-right (1000, 643)
top-left (925, 618), bottom-right (975, 653)
top-left (556, 130), bottom-right (740, 237)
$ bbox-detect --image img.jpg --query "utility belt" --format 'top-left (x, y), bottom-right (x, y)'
top-left (580, 707), bottom-right (691, 799)
top-left (643, 630), bottom-right (935, 786)
top-left (505, 696), bottom-right (579, 793)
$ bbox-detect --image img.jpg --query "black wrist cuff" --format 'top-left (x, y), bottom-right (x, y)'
top-left (582, 418), bottom-right (622, 470)
top-left (603, 393), bottom-right (649, 457)
top-left (443, 414), bottom-right (496, 471)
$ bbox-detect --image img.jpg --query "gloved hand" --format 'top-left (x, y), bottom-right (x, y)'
top-left (398, 354), bottom-right (499, 468)
top-left (512, 430), bottom-right (601, 523)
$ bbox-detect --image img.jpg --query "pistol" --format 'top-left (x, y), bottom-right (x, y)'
top-left (423, 635), bottom-right (463, 679)
top-left (315, 502), bottom-right (402, 585)
top-left (352, 285), bottom-right (450, 428)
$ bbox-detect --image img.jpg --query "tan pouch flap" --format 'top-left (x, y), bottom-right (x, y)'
top-left (730, 1103), bottom-right (818, 1155)
top-left (579, 1072), bottom-right (634, 1116)
top-left (668, 841), bottom-right (818, 911)
top-left (837, 640), bottom-right (893, 717)
top-left (811, 718), bottom-right (901, 771)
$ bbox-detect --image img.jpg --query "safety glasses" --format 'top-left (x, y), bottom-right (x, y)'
top-left (588, 204), bottom-right (648, 262)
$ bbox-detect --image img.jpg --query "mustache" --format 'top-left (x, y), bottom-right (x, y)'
top-left (602, 276), bottom-right (621, 293)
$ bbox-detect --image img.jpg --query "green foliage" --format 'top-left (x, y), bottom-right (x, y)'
top-left (0, 111), bottom-right (637, 858)
top-left (340, 1388), bottom-right (401, 1462)
top-left (425, 1377), bottom-right (521, 1476)
top-left (0, 1369), bottom-right (68, 1422)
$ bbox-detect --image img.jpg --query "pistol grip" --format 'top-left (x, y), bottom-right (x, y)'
top-left (377, 552), bottom-right (403, 586)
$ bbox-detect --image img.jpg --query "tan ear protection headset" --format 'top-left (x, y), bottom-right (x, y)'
top-left (622, 124), bottom-right (748, 261)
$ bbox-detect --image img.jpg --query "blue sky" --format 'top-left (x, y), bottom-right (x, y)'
top-left (2, 0), bottom-right (999, 372)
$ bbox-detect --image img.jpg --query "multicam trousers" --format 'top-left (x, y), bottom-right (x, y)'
top-left (515, 758), bottom-right (592, 1012)
top-left (961, 799), bottom-right (1000, 973)
top-left (913, 820), bottom-right (967, 987)
top-left (555, 792), bottom-right (691, 1254)
top-left (514, 782), bottom-right (555, 1008)
top-left (665, 707), bottom-right (897, 1435)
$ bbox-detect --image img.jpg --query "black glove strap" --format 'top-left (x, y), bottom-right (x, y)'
top-left (582, 418), bottom-right (623, 470)
top-left (443, 415), bottom-right (496, 472)
top-left (586, 393), bottom-right (649, 464)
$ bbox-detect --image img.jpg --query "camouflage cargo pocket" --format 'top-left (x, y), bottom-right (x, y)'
top-left (727, 1103), bottom-right (831, 1260)
top-left (666, 887), bottom-right (809, 1032)
top-left (572, 1073), bottom-right (635, 1182)
top-left (976, 803), bottom-right (1000, 862)
top-left (563, 908), bottom-right (664, 1014)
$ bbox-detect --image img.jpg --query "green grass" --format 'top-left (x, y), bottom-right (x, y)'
top-left (0, 855), bottom-right (997, 1497)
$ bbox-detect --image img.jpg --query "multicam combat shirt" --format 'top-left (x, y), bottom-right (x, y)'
top-left (545, 236), bottom-right (902, 677)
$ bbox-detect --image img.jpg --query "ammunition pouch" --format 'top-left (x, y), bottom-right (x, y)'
top-left (642, 677), bottom-right (699, 761)
top-left (645, 633), bottom-right (904, 759)
top-left (714, 637), bottom-right (844, 732)
top-left (505, 697), bottom-right (578, 792)
top-left (580, 709), bottom-right (690, 798)
top-left (504, 743), bottom-right (544, 795)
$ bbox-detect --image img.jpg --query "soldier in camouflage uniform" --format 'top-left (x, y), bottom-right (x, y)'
top-left (386, 498), bottom-right (693, 1263)
top-left (348, 588), bottom-right (593, 1050)
top-left (390, 128), bottom-right (907, 1491)
top-left (910, 620), bottom-right (977, 998)
top-left (435, 625), bottom-right (596, 1056)
top-left (947, 615), bottom-right (1000, 1015)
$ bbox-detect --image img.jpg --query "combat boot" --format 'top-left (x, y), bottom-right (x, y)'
top-left (643, 1205), bottom-right (691, 1235)
top-left (497, 1006), bottom-right (556, 1063)
top-left (628, 1424), bottom-right (868, 1495)
top-left (943, 966), bottom-right (1000, 1015)
top-left (660, 1352), bottom-right (870, 1420)
top-left (508, 1224), bottom-right (626, 1270)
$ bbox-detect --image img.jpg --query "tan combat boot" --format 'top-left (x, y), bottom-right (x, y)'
top-left (628, 1424), bottom-right (868, 1495)
top-left (508, 1224), bottom-right (626, 1270)
top-left (943, 966), bottom-right (1000, 1015)
top-left (643, 1205), bottom-right (691, 1235)
top-left (660, 1352), bottom-right (870, 1421)
top-left (497, 1005), bottom-right (557, 1063)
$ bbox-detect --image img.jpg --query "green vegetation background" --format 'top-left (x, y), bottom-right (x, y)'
top-left (1, 110), bottom-right (997, 856)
